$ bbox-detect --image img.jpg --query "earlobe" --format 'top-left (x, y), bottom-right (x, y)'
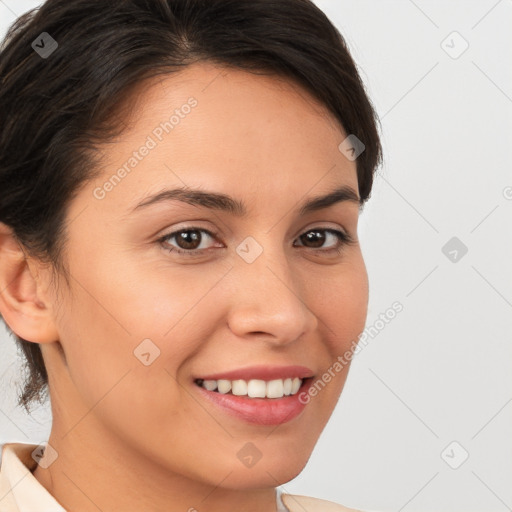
top-left (0, 222), bottom-right (59, 344)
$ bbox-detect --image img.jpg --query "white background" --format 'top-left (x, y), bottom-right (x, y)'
top-left (0, 1), bottom-right (511, 511)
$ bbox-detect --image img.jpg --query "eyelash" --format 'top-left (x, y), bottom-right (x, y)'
top-left (158, 226), bottom-right (356, 257)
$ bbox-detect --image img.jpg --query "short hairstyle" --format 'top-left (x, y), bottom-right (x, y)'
top-left (0, 0), bottom-right (382, 412)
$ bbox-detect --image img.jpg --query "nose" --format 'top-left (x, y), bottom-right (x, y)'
top-left (226, 246), bottom-right (318, 346)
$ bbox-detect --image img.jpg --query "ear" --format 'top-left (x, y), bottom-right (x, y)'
top-left (0, 222), bottom-right (59, 344)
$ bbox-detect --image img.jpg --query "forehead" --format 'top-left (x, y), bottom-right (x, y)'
top-left (113, 61), bottom-right (346, 151)
top-left (85, 61), bottom-right (357, 217)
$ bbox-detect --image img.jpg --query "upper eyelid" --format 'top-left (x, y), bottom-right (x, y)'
top-left (160, 222), bottom-right (349, 237)
top-left (159, 224), bottom-right (353, 246)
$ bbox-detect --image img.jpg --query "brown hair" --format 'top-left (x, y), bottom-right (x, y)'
top-left (0, 0), bottom-right (382, 412)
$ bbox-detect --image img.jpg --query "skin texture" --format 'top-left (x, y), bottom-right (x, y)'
top-left (0, 61), bottom-right (369, 512)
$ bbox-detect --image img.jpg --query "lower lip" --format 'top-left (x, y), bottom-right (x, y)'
top-left (195, 380), bottom-right (312, 426)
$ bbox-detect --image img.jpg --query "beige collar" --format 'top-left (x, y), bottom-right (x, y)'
top-left (0, 442), bottom-right (65, 511)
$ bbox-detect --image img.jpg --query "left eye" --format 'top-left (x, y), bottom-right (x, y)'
top-left (159, 227), bottom-right (354, 256)
top-left (294, 228), bottom-right (353, 252)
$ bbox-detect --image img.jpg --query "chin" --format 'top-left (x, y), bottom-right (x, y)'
top-left (215, 450), bottom-right (312, 490)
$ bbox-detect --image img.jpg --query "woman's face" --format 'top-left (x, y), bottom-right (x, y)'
top-left (43, 61), bottom-right (368, 488)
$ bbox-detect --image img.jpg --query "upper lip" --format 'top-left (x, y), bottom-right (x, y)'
top-left (196, 365), bottom-right (314, 382)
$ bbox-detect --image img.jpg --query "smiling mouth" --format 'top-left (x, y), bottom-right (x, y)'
top-left (194, 377), bottom-right (308, 399)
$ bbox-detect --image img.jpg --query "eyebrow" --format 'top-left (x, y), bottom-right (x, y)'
top-left (130, 184), bottom-right (361, 217)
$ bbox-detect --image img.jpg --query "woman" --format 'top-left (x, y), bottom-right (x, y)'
top-left (0, 0), bottom-right (382, 510)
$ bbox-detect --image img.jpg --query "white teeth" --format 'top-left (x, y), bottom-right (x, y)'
top-left (266, 379), bottom-right (284, 399)
top-left (291, 377), bottom-right (301, 395)
top-left (203, 380), bottom-right (217, 391)
top-left (247, 379), bottom-right (266, 398)
top-left (232, 379), bottom-right (248, 396)
top-left (283, 378), bottom-right (293, 396)
top-left (217, 379), bottom-right (231, 394)
top-left (198, 377), bottom-right (305, 398)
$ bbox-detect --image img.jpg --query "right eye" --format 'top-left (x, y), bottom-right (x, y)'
top-left (158, 227), bottom-right (223, 256)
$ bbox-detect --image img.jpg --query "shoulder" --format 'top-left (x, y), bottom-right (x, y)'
top-left (281, 493), bottom-right (368, 512)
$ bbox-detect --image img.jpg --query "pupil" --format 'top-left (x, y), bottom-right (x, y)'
top-left (178, 230), bottom-right (200, 249)
top-left (303, 230), bottom-right (324, 248)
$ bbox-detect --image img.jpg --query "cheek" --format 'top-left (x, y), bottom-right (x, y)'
top-left (311, 258), bottom-right (369, 354)
top-left (54, 271), bottom-right (235, 482)
top-left (57, 251), bottom-right (229, 406)
top-left (54, 276), bottom-right (201, 450)
top-left (286, 257), bottom-right (367, 415)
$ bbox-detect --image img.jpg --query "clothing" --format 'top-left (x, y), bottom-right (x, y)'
top-left (0, 443), bottom-right (65, 512)
top-left (0, 443), bottom-right (372, 512)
